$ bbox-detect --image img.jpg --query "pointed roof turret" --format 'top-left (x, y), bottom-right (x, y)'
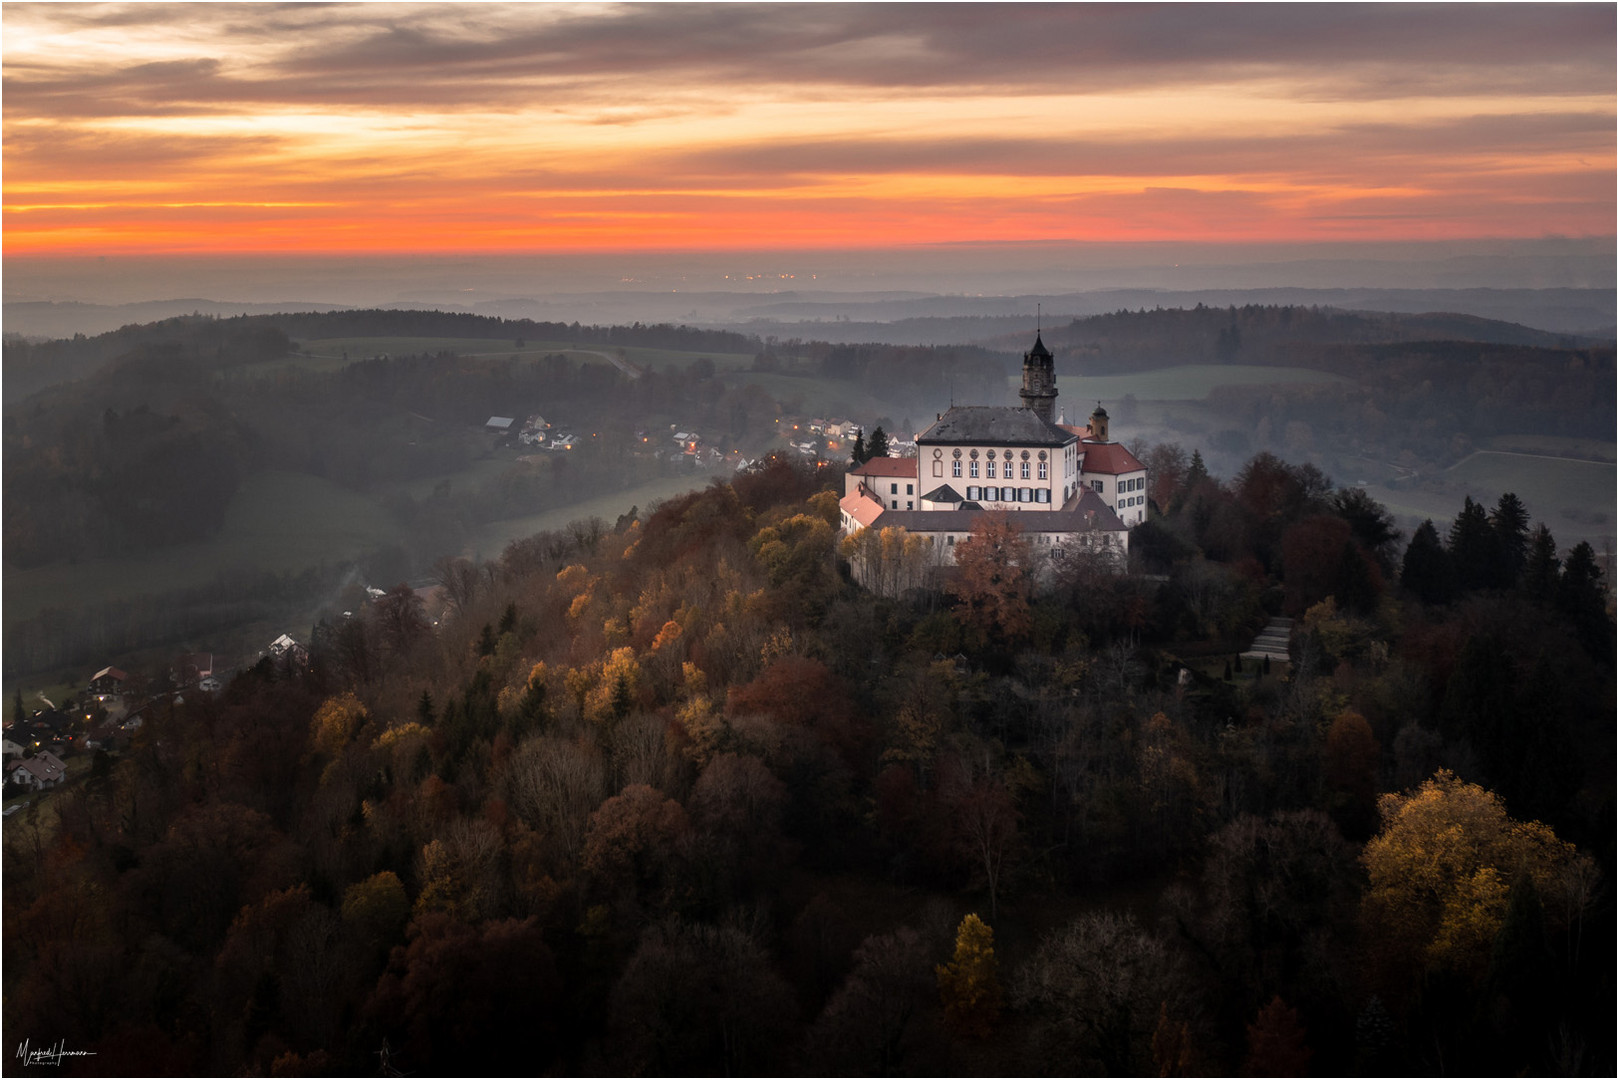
top-left (1028, 332), bottom-right (1052, 360)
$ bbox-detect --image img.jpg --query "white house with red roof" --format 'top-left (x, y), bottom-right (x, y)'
top-left (1060, 404), bottom-right (1150, 527)
top-left (838, 332), bottom-right (1143, 565)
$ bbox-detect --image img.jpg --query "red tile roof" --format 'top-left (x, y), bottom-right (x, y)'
top-left (850, 456), bottom-right (918, 478)
top-left (839, 490), bottom-right (887, 529)
top-left (1077, 441), bottom-right (1144, 475)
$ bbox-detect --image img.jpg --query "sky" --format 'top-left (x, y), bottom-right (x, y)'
top-left (3, 2), bottom-right (1615, 261)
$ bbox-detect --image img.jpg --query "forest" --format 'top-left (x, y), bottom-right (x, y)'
top-left (4, 443), bottom-right (1611, 1076)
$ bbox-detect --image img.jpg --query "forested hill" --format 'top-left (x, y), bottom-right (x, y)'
top-left (3, 311), bottom-right (764, 401)
top-left (1024, 303), bottom-right (1610, 373)
top-left (5, 454), bottom-right (1612, 1076)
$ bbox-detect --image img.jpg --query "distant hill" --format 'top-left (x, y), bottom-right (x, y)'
top-left (1017, 304), bottom-right (1606, 374)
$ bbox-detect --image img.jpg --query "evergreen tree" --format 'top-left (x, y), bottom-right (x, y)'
top-left (1447, 497), bottom-right (1498, 593)
top-left (1401, 519), bottom-right (1453, 604)
top-left (498, 602), bottom-right (518, 636)
top-left (1185, 449), bottom-right (1210, 489)
top-left (11, 688), bottom-right (23, 729)
top-left (1558, 541), bottom-right (1612, 659)
top-left (867, 426), bottom-right (890, 460)
top-left (850, 429), bottom-right (867, 465)
top-left (1172, 449), bottom-right (1212, 515)
top-left (416, 689), bottom-right (436, 726)
top-left (1489, 493), bottom-right (1531, 587)
top-left (1521, 524), bottom-right (1561, 603)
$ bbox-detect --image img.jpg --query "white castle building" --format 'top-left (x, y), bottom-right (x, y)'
top-left (838, 332), bottom-right (1147, 560)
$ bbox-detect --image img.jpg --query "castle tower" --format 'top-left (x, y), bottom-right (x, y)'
top-left (1019, 332), bottom-right (1057, 425)
top-left (1089, 401), bottom-right (1110, 442)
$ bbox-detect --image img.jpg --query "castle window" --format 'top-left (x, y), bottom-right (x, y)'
top-left (966, 486), bottom-right (981, 500)
top-left (1038, 461), bottom-right (1047, 480)
top-left (952, 460), bottom-right (961, 478)
top-left (970, 461), bottom-right (979, 478)
top-left (891, 483), bottom-right (898, 494)
top-left (986, 461), bottom-right (996, 479)
top-left (1021, 461), bottom-right (1030, 479)
top-left (984, 486), bottom-right (998, 501)
top-left (906, 484), bottom-right (913, 494)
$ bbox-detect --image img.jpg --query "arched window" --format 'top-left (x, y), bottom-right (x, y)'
top-left (952, 459), bottom-right (962, 478)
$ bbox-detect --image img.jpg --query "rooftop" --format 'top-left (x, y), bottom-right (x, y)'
top-left (918, 406), bottom-right (1076, 448)
top-left (850, 456), bottom-right (919, 478)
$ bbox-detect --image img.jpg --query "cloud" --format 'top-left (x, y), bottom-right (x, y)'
top-left (5, 3), bottom-right (1612, 120)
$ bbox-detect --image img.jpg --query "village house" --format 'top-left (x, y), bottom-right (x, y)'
top-left (9, 750), bottom-right (67, 791)
top-left (88, 666), bottom-right (128, 697)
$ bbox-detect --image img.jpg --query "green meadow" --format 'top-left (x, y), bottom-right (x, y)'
top-left (1359, 451), bottom-right (1616, 546)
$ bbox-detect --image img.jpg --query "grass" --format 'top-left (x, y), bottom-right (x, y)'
top-left (466, 469), bottom-right (728, 558)
top-left (1358, 452), bottom-right (1616, 546)
top-left (4, 470), bottom-right (398, 625)
top-left (1008, 364), bottom-right (1350, 402)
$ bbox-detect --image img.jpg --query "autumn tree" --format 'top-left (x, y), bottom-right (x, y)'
top-left (1243, 995), bottom-right (1313, 1077)
top-left (947, 511), bottom-right (1034, 647)
top-left (1331, 485), bottom-right (1401, 572)
top-left (1360, 770), bottom-right (1593, 990)
top-left (608, 919), bottom-right (798, 1075)
top-left (366, 913), bottom-right (561, 1074)
top-left (936, 913), bottom-right (1001, 1039)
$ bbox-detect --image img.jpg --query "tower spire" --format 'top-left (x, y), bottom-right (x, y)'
top-left (1019, 329), bottom-right (1057, 424)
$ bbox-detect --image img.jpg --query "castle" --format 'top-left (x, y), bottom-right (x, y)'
top-left (838, 332), bottom-right (1146, 560)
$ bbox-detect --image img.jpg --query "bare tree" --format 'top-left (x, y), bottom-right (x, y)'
top-left (500, 736), bottom-right (607, 865)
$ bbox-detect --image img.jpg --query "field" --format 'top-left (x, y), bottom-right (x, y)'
top-left (468, 468), bottom-right (729, 557)
top-left (1357, 451), bottom-right (1616, 547)
top-left (4, 471), bottom-right (398, 625)
top-left (1009, 364), bottom-right (1350, 402)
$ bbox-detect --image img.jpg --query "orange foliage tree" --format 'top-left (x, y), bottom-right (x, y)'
top-left (947, 510), bottom-right (1034, 647)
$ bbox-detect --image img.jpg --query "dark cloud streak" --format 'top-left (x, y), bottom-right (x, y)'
top-left (5, 3), bottom-right (1612, 121)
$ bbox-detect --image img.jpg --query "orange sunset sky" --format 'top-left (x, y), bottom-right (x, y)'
top-left (3, 2), bottom-right (1614, 256)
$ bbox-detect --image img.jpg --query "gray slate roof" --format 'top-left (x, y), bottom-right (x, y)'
top-left (871, 491), bottom-right (1127, 535)
top-left (920, 483), bottom-right (964, 503)
top-left (916, 406), bottom-right (1076, 448)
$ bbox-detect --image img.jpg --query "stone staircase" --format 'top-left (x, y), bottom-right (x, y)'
top-left (1241, 616), bottom-right (1294, 662)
